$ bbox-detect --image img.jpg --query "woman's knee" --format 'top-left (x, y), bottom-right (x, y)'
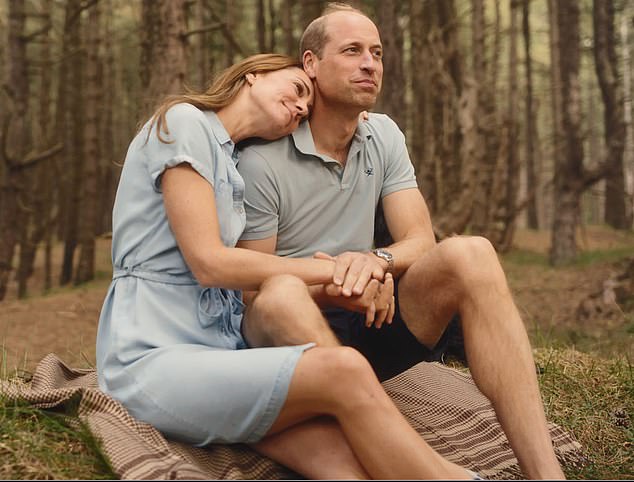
top-left (310, 347), bottom-right (382, 405)
top-left (254, 274), bottom-right (311, 314)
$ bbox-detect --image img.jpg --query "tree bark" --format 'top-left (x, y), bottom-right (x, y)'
top-left (0, 0), bottom-right (30, 300)
top-left (98, 0), bottom-right (117, 236)
top-left (300, 0), bottom-right (324, 31)
top-left (256, 0), bottom-right (266, 52)
top-left (489, 0), bottom-right (521, 252)
top-left (409, 0), bottom-right (434, 211)
top-left (594, 0), bottom-right (627, 229)
top-left (75, 1), bottom-right (101, 284)
top-left (281, 0), bottom-right (295, 57)
top-left (140, 0), bottom-right (188, 116)
top-left (522, 0), bottom-right (540, 229)
top-left (623, 1), bottom-right (634, 227)
top-left (60, 0), bottom-right (84, 285)
top-left (469, 0), bottom-right (499, 236)
top-left (413, 0), bottom-right (473, 238)
top-left (550, 0), bottom-right (585, 265)
top-left (375, 0), bottom-right (405, 129)
top-left (17, 0), bottom-right (56, 298)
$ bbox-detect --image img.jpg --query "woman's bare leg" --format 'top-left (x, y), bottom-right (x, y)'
top-left (253, 416), bottom-right (369, 479)
top-left (263, 346), bottom-right (474, 480)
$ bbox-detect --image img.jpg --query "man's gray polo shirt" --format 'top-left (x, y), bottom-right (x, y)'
top-left (237, 113), bottom-right (418, 258)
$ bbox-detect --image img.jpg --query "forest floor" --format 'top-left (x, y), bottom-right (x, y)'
top-left (0, 226), bottom-right (633, 479)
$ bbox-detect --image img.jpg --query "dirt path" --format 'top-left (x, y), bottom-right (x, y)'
top-left (1, 228), bottom-right (633, 374)
top-left (1, 281), bottom-right (108, 374)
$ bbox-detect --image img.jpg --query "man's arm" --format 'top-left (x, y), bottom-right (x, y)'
top-left (377, 187), bottom-right (437, 276)
top-left (237, 236), bottom-right (372, 308)
top-left (237, 237), bottom-right (394, 327)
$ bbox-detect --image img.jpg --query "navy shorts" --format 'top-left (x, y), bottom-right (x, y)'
top-left (323, 282), bottom-right (464, 381)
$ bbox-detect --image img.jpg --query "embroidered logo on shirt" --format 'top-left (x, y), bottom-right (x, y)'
top-left (364, 168), bottom-right (374, 176)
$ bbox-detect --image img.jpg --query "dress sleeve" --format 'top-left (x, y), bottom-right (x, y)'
top-left (237, 146), bottom-right (280, 240)
top-left (143, 103), bottom-right (217, 193)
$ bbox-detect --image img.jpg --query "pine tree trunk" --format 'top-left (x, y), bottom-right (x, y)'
top-left (550, 0), bottom-right (584, 265)
top-left (470, 0), bottom-right (497, 235)
top-left (409, 0), bottom-right (434, 211)
top-left (60, 0), bottom-right (84, 285)
top-left (141, 0), bottom-right (188, 116)
top-left (282, 0), bottom-right (295, 57)
top-left (300, 0), bottom-right (323, 30)
top-left (98, 0), bottom-right (117, 236)
top-left (523, 0), bottom-right (540, 229)
top-left (623, 2), bottom-right (634, 227)
top-left (75, 1), bottom-right (102, 284)
top-left (375, 1), bottom-right (405, 130)
top-left (494, 0), bottom-right (521, 252)
top-left (0, 0), bottom-right (30, 300)
top-left (256, 0), bottom-right (266, 52)
top-left (594, 0), bottom-right (627, 229)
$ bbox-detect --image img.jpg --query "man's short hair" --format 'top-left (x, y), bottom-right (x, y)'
top-left (299, 2), bottom-right (370, 59)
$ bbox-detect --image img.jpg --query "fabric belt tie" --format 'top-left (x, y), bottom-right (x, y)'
top-left (113, 266), bottom-right (198, 286)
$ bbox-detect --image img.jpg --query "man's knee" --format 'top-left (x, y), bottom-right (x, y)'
top-left (436, 235), bottom-right (500, 285)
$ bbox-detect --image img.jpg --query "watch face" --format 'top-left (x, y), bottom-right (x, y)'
top-left (376, 249), bottom-right (392, 261)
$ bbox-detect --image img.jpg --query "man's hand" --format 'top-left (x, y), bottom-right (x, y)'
top-left (323, 273), bottom-right (395, 328)
top-left (314, 251), bottom-right (385, 297)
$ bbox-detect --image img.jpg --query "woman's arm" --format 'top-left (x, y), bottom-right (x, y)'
top-left (162, 163), bottom-right (334, 290)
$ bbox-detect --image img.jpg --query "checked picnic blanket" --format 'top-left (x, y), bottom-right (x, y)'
top-left (1, 353), bottom-right (584, 480)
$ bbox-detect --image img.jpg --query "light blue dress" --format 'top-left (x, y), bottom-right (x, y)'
top-left (96, 103), bottom-right (313, 445)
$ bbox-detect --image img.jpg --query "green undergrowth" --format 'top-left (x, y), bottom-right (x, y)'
top-left (0, 395), bottom-right (116, 479)
top-left (504, 246), bottom-right (634, 268)
top-left (534, 348), bottom-right (634, 480)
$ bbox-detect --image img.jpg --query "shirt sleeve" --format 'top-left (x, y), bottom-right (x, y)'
top-left (143, 103), bottom-right (216, 193)
top-left (237, 146), bottom-right (280, 240)
top-left (378, 116), bottom-right (418, 198)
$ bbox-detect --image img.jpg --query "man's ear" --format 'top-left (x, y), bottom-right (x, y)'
top-left (245, 72), bottom-right (256, 85)
top-left (303, 51), bottom-right (317, 79)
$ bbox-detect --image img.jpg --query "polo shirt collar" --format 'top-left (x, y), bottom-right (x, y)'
top-left (291, 119), bottom-right (373, 161)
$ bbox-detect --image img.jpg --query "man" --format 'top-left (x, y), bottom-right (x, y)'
top-left (237, 3), bottom-right (565, 479)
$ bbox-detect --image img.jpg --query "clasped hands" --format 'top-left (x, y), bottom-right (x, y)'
top-left (314, 251), bottom-right (395, 329)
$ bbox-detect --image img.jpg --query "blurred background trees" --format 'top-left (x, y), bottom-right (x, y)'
top-left (0, 0), bottom-right (633, 300)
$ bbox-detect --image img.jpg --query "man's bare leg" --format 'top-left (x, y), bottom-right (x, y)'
top-left (397, 235), bottom-right (564, 479)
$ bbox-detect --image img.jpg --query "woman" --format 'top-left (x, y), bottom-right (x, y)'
top-left (96, 53), bottom-right (479, 480)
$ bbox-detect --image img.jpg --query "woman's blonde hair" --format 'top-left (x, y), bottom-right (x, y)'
top-left (149, 53), bottom-right (302, 144)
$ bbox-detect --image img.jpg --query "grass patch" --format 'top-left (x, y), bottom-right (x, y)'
top-left (501, 248), bottom-right (550, 266)
top-left (534, 348), bottom-right (634, 479)
top-left (574, 247), bottom-right (634, 267)
top-left (0, 396), bottom-right (116, 479)
top-left (504, 246), bottom-right (634, 268)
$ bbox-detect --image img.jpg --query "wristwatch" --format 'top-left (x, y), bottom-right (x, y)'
top-left (371, 248), bottom-right (394, 274)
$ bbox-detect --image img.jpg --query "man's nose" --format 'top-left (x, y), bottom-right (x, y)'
top-left (359, 50), bottom-right (376, 72)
